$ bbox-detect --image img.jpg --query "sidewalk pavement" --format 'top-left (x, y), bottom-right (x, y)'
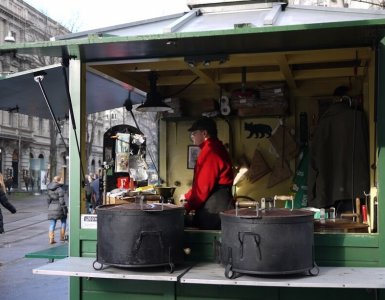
top-left (0, 192), bottom-right (68, 300)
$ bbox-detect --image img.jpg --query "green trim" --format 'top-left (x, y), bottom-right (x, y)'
top-left (68, 60), bottom-right (83, 258)
top-left (377, 38), bottom-right (385, 266)
top-left (69, 277), bottom-right (80, 300)
top-left (1, 18), bottom-right (385, 52)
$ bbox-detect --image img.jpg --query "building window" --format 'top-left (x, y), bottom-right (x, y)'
top-left (39, 118), bottom-right (43, 133)
top-left (0, 148), bottom-right (2, 173)
top-left (98, 130), bottom-right (101, 145)
top-left (9, 112), bottom-right (14, 126)
top-left (7, 30), bottom-right (16, 42)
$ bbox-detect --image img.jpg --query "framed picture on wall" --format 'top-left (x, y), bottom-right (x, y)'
top-left (115, 152), bottom-right (129, 173)
top-left (187, 145), bottom-right (200, 169)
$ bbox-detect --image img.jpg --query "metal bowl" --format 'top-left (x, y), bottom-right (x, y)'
top-left (154, 186), bottom-right (176, 199)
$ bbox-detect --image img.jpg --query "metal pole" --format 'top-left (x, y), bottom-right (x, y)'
top-left (18, 132), bottom-right (21, 190)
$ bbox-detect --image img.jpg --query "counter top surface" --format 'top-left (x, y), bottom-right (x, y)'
top-left (181, 263), bottom-right (385, 288)
top-left (33, 258), bottom-right (385, 288)
top-left (33, 257), bottom-right (191, 281)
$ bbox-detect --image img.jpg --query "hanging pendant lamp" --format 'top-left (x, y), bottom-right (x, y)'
top-left (136, 72), bottom-right (172, 112)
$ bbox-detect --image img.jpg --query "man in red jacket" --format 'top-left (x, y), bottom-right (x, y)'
top-left (181, 117), bottom-right (234, 229)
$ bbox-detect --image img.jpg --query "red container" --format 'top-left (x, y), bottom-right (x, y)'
top-left (361, 205), bottom-right (368, 223)
top-left (117, 177), bottom-right (130, 189)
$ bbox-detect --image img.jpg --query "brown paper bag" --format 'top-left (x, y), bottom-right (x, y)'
top-left (269, 125), bottom-right (298, 161)
top-left (245, 149), bottom-right (271, 183)
top-left (267, 158), bottom-right (292, 188)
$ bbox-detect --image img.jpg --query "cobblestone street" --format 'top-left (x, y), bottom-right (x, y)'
top-left (0, 193), bottom-right (68, 300)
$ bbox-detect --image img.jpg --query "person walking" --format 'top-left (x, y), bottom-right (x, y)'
top-left (0, 172), bottom-right (16, 234)
top-left (90, 174), bottom-right (101, 213)
top-left (47, 175), bottom-right (67, 244)
top-left (85, 174), bottom-right (94, 214)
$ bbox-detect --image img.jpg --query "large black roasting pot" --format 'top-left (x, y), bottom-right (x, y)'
top-left (93, 199), bottom-right (185, 273)
top-left (220, 197), bottom-right (318, 278)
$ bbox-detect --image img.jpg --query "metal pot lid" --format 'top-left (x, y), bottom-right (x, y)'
top-left (221, 207), bottom-right (314, 218)
top-left (97, 203), bottom-right (184, 212)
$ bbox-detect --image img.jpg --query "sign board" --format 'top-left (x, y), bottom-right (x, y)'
top-left (80, 214), bottom-right (97, 229)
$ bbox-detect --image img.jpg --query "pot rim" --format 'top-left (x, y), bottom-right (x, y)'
top-left (97, 203), bottom-right (185, 212)
top-left (220, 207), bottom-right (314, 218)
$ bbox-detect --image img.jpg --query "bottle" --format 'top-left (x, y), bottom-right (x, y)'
top-left (320, 208), bottom-right (326, 223)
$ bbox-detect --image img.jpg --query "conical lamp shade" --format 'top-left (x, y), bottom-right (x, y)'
top-left (136, 72), bottom-right (172, 112)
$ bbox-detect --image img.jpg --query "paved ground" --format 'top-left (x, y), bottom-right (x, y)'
top-left (0, 192), bottom-right (68, 300)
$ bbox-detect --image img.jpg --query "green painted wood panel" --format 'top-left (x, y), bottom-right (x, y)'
top-left (314, 233), bottom-right (379, 247)
top-left (82, 278), bottom-right (175, 300)
top-left (177, 283), bottom-right (278, 300)
top-left (77, 230), bottom-right (383, 265)
top-left (184, 230), bottom-right (221, 262)
top-left (315, 247), bottom-right (380, 263)
top-left (81, 240), bottom-right (97, 257)
top-left (280, 287), bottom-right (380, 300)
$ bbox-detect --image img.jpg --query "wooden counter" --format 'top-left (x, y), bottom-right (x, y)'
top-left (33, 257), bottom-right (190, 281)
top-left (314, 219), bottom-right (369, 233)
top-left (33, 258), bottom-right (385, 289)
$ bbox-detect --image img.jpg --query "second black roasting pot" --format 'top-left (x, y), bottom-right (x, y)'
top-left (220, 206), bottom-right (318, 278)
top-left (93, 200), bottom-right (185, 273)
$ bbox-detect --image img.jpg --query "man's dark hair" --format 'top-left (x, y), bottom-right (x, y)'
top-left (188, 116), bottom-right (218, 138)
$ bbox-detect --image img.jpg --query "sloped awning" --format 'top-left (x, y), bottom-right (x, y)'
top-left (0, 64), bottom-right (69, 120)
top-left (0, 64), bottom-right (145, 120)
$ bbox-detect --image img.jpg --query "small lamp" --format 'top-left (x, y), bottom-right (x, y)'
top-left (136, 72), bottom-right (172, 112)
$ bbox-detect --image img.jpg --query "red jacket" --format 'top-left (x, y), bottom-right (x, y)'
top-left (184, 138), bottom-right (233, 211)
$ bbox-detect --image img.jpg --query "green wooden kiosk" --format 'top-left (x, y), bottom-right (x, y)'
top-left (3, 1), bottom-right (385, 299)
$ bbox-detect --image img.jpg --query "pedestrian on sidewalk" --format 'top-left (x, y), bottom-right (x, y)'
top-left (85, 174), bottom-right (94, 214)
top-left (47, 175), bottom-right (67, 244)
top-left (90, 173), bottom-right (101, 213)
top-left (0, 172), bottom-right (17, 234)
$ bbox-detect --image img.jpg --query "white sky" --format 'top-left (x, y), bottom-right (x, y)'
top-left (24, 0), bottom-right (189, 32)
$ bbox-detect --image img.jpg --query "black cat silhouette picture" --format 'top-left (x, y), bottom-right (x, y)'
top-left (244, 122), bottom-right (272, 138)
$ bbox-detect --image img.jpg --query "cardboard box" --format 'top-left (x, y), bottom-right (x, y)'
top-left (107, 195), bottom-right (135, 204)
top-left (237, 101), bottom-right (288, 117)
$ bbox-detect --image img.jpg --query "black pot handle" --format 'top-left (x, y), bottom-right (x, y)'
top-left (133, 231), bottom-right (164, 255)
top-left (238, 231), bottom-right (262, 260)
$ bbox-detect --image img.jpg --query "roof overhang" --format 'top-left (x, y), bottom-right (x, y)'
top-left (7, 20), bottom-right (383, 61)
top-left (1, 4), bottom-right (385, 118)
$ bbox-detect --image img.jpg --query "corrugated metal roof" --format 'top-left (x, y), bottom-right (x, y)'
top-left (53, 3), bottom-right (385, 41)
top-left (54, 13), bottom-right (186, 41)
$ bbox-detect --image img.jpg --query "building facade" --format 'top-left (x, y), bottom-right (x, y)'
top-left (0, 0), bottom-right (72, 191)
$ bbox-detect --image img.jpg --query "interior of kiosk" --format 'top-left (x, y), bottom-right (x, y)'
top-left (84, 46), bottom-right (376, 235)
